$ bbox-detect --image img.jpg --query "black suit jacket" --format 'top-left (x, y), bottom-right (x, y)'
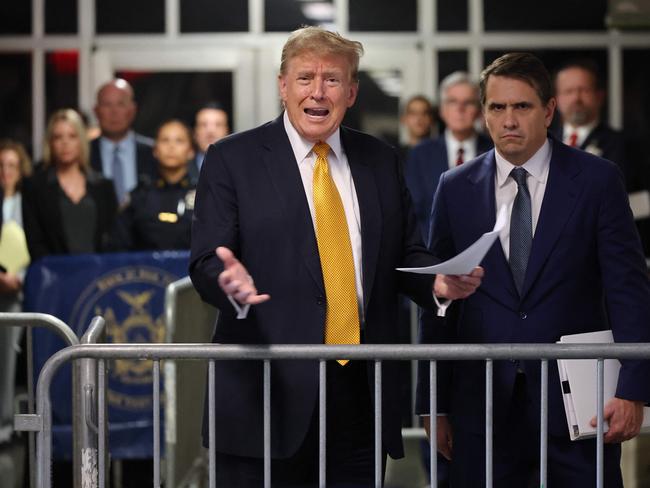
top-left (190, 115), bottom-right (438, 460)
top-left (90, 134), bottom-right (158, 187)
top-left (405, 133), bottom-right (493, 240)
top-left (22, 167), bottom-right (118, 260)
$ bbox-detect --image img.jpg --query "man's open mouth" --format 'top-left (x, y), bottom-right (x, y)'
top-left (304, 108), bottom-right (329, 116)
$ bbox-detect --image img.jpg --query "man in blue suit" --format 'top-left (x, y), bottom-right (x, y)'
top-left (190, 27), bottom-right (483, 487)
top-left (406, 72), bottom-right (492, 241)
top-left (416, 53), bottom-right (650, 487)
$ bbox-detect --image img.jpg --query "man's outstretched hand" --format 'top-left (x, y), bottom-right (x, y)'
top-left (216, 247), bottom-right (271, 305)
top-left (434, 266), bottom-right (484, 300)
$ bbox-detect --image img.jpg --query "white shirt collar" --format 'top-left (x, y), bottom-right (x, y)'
top-left (563, 120), bottom-right (598, 143)
top-left (495, 138), bottom-right (552, 188)
top-left (283, 111), bottom-right (343, 164)
top-left (444, 129), bottom-right (477, 155)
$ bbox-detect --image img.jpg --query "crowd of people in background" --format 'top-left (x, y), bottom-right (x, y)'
top-left (1, 49), bottom-right (647, 487)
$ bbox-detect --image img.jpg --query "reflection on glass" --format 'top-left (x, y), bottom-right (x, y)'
top-left (265, 0), bottom-right (335, 32)
top-left (114, 71), bottom-right (233, 139)
top-left (343, 70), bottom-right (402, 147)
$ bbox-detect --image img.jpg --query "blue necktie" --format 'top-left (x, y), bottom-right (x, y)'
top-left (112, 145), bottom-right (126, 204)
top-left (509, 167), bottom-right (532, 294)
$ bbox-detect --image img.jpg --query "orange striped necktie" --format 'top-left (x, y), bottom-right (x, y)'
top-left (312, 142), bottom-right (360, 365)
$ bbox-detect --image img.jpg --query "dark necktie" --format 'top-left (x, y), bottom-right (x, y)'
top-left (456, 147), bottom-right (465, 166)
top-left (509, 167), bottom-right (532, 294)
top-left (112, 145), bottom-right (126, 203)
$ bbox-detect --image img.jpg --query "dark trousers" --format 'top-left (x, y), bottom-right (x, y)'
top-left (450, 373), bottom-right (623, 488)
top-left (214, 360), bottom-right (386, 487)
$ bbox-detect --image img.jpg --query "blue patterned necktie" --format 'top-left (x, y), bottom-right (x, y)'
top-left (509, 167), bottom-right (532, 294)
top-left (112, 144), bottom-right (126, 204)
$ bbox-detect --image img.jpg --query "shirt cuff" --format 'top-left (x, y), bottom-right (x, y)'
top-left (433, 294), bottom-right (453, 317)
top-left (227, 295), bottom-right (251, 319)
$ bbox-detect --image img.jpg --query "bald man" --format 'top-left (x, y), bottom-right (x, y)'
top-left (91, 79), bottom-right (157, 204)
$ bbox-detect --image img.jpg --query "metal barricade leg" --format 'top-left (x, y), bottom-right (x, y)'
top-left (263, 360), bottom-right (271, 488)
top-left (153, 360), bottom-right (161, 488)
top-left (318, 360), bottom-right (326, 488)
top-left (485, 359), bottom-right (493, 488)
top-left (429, 360), bottom-right (437, 488)
top-left (540, 360), bottom-right (548, 488)
top-left (374, 360), bottom-right (382, 488)
top-left (208, 360), bottom-right (215, 488)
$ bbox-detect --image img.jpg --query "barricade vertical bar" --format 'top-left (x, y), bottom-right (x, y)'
top-left (153, 360), bottom-right (161, 488)
top-left (485, 359), bottom-right (493, 488)
top-left (429, 360), bottom-right (437, 488)
top-left (98, 359), bottom-right (106, 488)
top-left (264, 360), bottom-right (271, 488)
top-left (374, 360), bottom-right (382, 488)
top-left (596, 359), bottom-right (604, 488)
top-left (27, 325), bottom-right (36, 488)
top-left (540, 359), bottom-right (548, 488)
top-left (319, 360), bottom-right (326, 488)
top-left (209, 360), bottom-right (216, 488)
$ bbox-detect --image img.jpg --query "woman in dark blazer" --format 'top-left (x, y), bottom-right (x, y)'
top-left (22, 109), bottom-right (117, 261)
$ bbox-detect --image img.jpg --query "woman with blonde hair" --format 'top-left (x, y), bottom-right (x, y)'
top-left (22, 109), bottom-right (117, 260)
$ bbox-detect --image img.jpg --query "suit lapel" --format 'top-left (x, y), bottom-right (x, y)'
top-left (467, 152), bottom-right (519, 305)
top-left (341, 128), bottom-right (381, 312)
top-left (520, 141), bottom-right (580, 298)
top-left (261, 116), bottom-right (324, 294)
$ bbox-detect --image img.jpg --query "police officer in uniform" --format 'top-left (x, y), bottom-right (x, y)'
top-left (112, 119), bottom-right (196, 251)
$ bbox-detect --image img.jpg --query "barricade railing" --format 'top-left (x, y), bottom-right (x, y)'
top-left (28, 341), bottom-right (650, 488)
top-left (0, 312), bottom-right (80, 488)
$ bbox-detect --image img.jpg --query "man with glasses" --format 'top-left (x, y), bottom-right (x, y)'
top-left (406, 72), bottom-right (492, 241)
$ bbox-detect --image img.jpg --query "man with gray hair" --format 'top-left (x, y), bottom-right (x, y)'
top-left (406, 71), bottom-right (492, 240)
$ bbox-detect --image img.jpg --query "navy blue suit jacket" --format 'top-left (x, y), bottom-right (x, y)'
top-left (405, 134), bottom-right (492, 241)
top-left (190, 115), bottom-right (439, 459)
top-left (90, 134), bottom-right (158, 186)
top-left (416, 140), bottom-right (650, 437)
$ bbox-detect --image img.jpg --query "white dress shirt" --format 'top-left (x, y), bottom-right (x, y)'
top-left (495, 138), bottom-right (552, 259)
top-left (444, 130), bottom-right (478, 169)
top-left (562, 120), bottom-right (598, 148)
top-left (229, 113), bottom-right (364, 320)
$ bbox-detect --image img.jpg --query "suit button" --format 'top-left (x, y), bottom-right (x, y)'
top-left (317, 297), bottom-right (325, 306)
top-left (519, 312), bottom-right (527, 319)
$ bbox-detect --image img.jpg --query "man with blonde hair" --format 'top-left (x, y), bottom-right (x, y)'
top-left (190, 26), bottom-right (482, 485)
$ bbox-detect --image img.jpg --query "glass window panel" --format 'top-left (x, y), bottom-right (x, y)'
top-left (45, 0), bottom-right (77, 34)
top-left (265, 0), bottom-right (335, 33)
top-left (343, 70), bottom-right (402, 146)
top-left (96, 0), bottom-right (164, 34)
top-left (438, 51), bottom-right (469, 84)
top-left (0, 3), bottom-right (31, 35)
top-left (437, 0), bottom-right (468, 31)
top-left (0, 54), bottom-right (32, 153)
top-left (115, 71), bottom-right (233, 139)
top-left (181, 0), bottom-right (248, 33)
top-left (349, 0), bottom-right (417, 32)
top-left (623, 49), bottom-right (650, 192)
top-left (484, 0), bottom-right (607, 31)
top-left (46, 51), bottom-right (79, 120)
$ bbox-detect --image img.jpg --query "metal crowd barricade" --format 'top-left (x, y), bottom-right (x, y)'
top-left (28, 341), bottom-right (650, 488)
top-left (0, 312), bottom-right (80, 488)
